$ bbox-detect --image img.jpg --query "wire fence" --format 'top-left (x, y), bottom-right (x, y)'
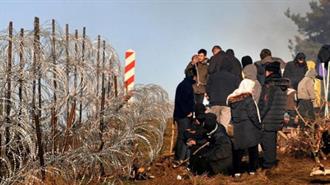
top-left (0, 17), bottom-right (171, 184)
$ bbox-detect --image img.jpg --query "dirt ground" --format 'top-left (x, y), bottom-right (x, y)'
top-left (133, 120), bottom-right (330, 185)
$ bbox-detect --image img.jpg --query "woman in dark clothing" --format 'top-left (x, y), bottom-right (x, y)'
top-left (283, 52), bottom-right (308, 90)
top-left (227, 79), bottom-right (262, 177)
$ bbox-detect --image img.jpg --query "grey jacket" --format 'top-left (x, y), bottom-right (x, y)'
top-left (297, 69), bottom-right (316, 100)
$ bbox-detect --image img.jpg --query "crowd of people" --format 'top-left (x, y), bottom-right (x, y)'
top-left (173, 46), bottom-right (320, 177)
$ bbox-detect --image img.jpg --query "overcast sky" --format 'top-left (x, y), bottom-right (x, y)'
top-left (0, 0), bottom-right (311, 99)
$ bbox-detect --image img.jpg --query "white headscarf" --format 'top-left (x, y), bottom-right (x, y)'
top-left (227, 79), bottom-right (255, 99)
top-left (227, 79), bottom-right (261, 123)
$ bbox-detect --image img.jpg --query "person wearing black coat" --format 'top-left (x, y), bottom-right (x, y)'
top-left (226, 49), bottom-right (243, 80)
top-left (208, 46), bottom-right (228, 75)
top-left (173, 67), bottom-right (197, 162)
top-left (227, 80), bottom-right (262, 176)
top-left (187, 112), bottom-right (233, 176)
top-left (206, 59), bottom-right (240, 131)
top-left (258, 62), bottom-right (289, 169)
top-left (283, 52), bottom-right (308, 90)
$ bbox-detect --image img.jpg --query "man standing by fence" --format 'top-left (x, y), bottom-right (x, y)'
top-left (173, 67), bottom-right (197, 163)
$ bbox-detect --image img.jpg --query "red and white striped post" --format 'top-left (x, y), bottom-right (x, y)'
top-left (124, 49), bottom-right (136, 93)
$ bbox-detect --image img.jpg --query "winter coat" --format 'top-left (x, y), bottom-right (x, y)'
top-left (297, 69), bottom-right (317, 100)
top-left (206, 61), bottom-right (240, 106)
top-left (185, 59), bottom-right (208, 94)
top-left (255, 56), bottom-right (286, 85)
top-left (208, 51), bottom-right (231, 74)
top-left (258, 74), bottom-right (289, 131)
top-left (200, 114), bottom-right (233, 175)
top-left (227, 54), bottom-right (243, 80)
top-left (283, 61), bottom-right (308, 90)
top-left (242, 64), bottom-right (262, 103)
top-left (173, 77), bottom-right (195, 119)
top-left (228, 93), bottom-right (262, 150)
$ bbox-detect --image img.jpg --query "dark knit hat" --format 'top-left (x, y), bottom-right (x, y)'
top-left (241, 55), bottom-right (253, 68)
top-left (203, 113), bottom-right (218, 133)
top-left (265, 61), bottom-right (281, 74)
top-left (294, 52), bottom-right (306, 62)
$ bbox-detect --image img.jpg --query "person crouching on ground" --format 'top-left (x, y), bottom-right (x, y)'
top-left (297, 69), bottom-right (317, 123)
top-left (187, 110), bottom-right (233, 176)
top-left (258, 62), bottom-right (289, 169)
top-left (227, 73), bottom-right (262, 177)
top-left (173, 67), bottom-right (197, 164)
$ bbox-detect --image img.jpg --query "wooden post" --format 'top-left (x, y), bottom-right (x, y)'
top-left (96, 35), bottom-right (101, 119)
top-left (5, 22), bottom-right (13, 147)
top-left (78, 27), bottom-right (85, 125)
top-left (96, 35), bottom-right (100, 98)
top-left (100, 40), bottom-right (106, 141)
top-left (19, 28), bottom-right (24, 118)
top-left (51, 19), bottom-right (58, 153)
top-left (107, 59), bottom-right (111, 98)
top-left (33, 17), bottom-right (45, 181)
top-left (114, 76), bottom-right (118, 98)
top-left (99, 40), bottom-right (106, 176)
top-left (65, 24), bottom-right (70, 127)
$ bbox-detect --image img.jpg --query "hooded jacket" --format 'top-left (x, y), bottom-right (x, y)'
top-left (242, 64), bottom-right (262, 103)
top-left (227, 78), bottom-right (262, 149)
top-left (297, 69), bottom-right (317, 100)
top-left (258, 73), bottom-right (289, 131)
top-left (173, 76), bottom-right (195, 119)
top-left (206, 60), bottom-right (240, 106)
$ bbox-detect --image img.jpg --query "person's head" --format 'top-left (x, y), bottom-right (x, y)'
top-left (260, 48), bottom-right (272, 60)
top-left (197, 49), bottom-right (207, 62)
top-left (226, 49), bottom-right (235, 57)
top-left (242, 64), bottom-right (257, 80)
top-left (212, 45), bottom-right (221, 56)
top-left (185, 66), bottom-right (197, 79)
top-left (265, 61), bottom-right (281, 77)
top-left (241, 55), bottom-right (253, 68)
top-left (191, 54), bottom-right (198, 61)
top-left (294, 52), bottom-right (306, 64)
top-left (202, 113), bottom-right (218, 133)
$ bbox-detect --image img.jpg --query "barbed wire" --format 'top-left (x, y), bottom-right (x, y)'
top-left (0, 19), bottom-right (171, 184)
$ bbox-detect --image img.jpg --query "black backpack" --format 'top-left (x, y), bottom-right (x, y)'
top-left (317, 44), bottom-right (330, 69)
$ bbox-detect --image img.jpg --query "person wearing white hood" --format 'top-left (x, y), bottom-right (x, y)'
top-left (227, 66), bottom-right (262, 177)
top-left (297, 69), bottom-right (317, 122)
